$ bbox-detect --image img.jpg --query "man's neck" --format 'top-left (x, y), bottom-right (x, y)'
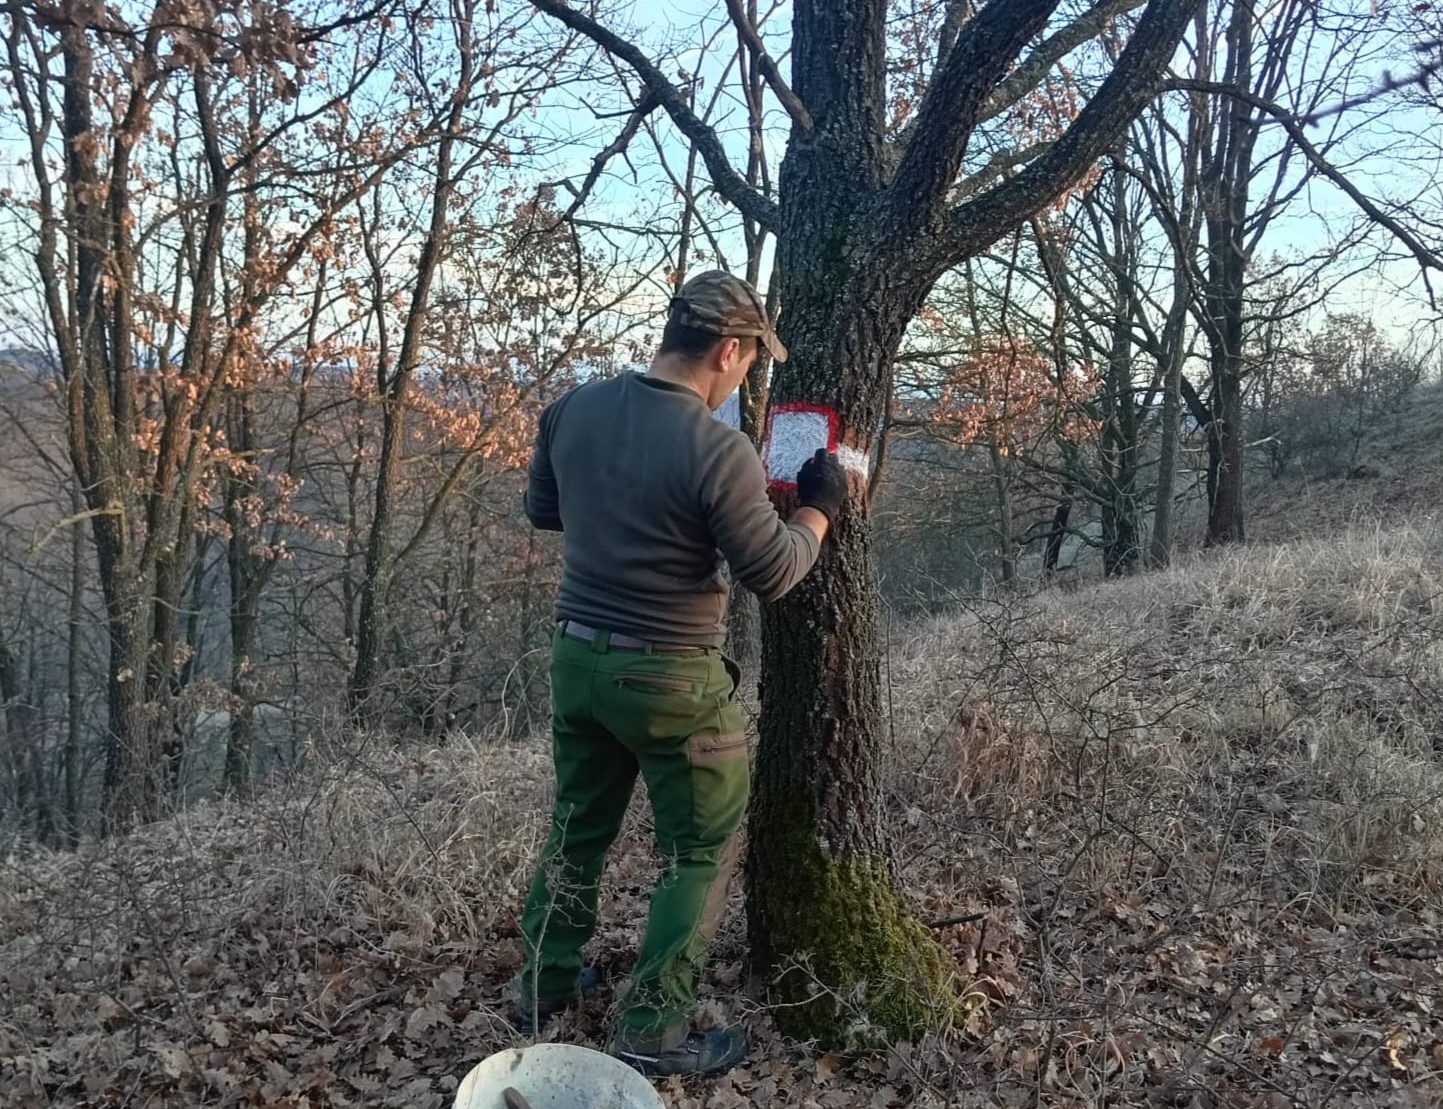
top-left (645, 356), bottom-right (708, 404)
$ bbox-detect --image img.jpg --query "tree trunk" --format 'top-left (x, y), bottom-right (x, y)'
top-left (1150, 19), bottom-right (1206, 568)
top-left (751, 500), bottom-right (958, 1042)
top-left (1102, 401), bottom-right (1142, 578)
top-left (723, 60), bottom-right (772, 685)
top-left (349, 378), bottom-right (407, 718)
top-left (749, 229), bottom-right (959, 1043)
top-left (60, 24), bottom-right (157, 830)
top-left (151, 532), bottom-right (191, 798)
top-left (1044, 480), bottom-right (1074, 575)
top-left (224, 433), bottom-right (264, 794)
top-left (1149, 285), bottom-right (1188, 567)
top-left (0, 621), bottom-right (28, 831)
top-left (1204, 346), bottom-right (1246, 543)
top-left (725, 364), bottom-right (768, 680)
top-left (988, 441), bottom-right (1017, 584)
top-left (349, 14), bottom-right (475, 720)
top-left (1200, 0), bottom-right (1255, 547)
top-left (1099, 159), bottom-right (1143, 577)
top-left (517, 527), bottom-right (547, 730)
top-left (65, 484), bottom-right (86, 842)
top-left (100, 586), bottom-right (162, 828)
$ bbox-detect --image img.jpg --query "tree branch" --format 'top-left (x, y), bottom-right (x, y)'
top-left (723, 0), bottom-right (812, 131)
top-left (953, 137), bottom-right (1054, 201)
top-left (548, 89), bottom-right (660, 222)
top-left (935, 0), bottom-right (970, 72)
top-left (980, 0), bottom-right (1147, 123)
top-left (1179, 373), bottom-right (1211, 428)
top-left (528, 0), bottom-right (778, 231)
top-left (1166, 77), bottom-right (1443, 307)
top-left (939, 0), bottom-right (1197, 271)
top-left (885, 0), bottom-right (1058, 235)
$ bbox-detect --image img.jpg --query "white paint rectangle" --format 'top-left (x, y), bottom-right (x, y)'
top-left (764, 409), bottom-right (831, 486)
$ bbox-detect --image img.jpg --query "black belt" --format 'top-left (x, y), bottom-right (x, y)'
top-left (558, 620), bottom-right (706, 654)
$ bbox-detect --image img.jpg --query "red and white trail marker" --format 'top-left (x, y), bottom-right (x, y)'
top-left (762, 403), bottom-right (870, 490)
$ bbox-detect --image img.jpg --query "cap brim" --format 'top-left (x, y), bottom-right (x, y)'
top-left (760, 329), bottom-right (788, 364)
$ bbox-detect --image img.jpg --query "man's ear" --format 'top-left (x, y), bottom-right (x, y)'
top-left (714, 336), bottom-right (742, 373)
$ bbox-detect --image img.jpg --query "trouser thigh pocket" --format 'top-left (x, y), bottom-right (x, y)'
top-left (686, 729), bottom-right (747, 767)
top-left (603, 662), bottom-right (709, 742)
top-left (685, 729), bottom-right (749, 843)
top-left (613, 674), bottom-right (699, 695)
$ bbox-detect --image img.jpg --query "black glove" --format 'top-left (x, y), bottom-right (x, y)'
top-left (796, 448), bottom-right (848, 522)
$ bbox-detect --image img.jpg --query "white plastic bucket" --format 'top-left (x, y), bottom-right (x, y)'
top-left (453, 1043), bottom-right (665, 1109)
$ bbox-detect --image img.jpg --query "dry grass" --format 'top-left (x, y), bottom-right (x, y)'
top-left (882, 518), bottom-right (1443, 1106)
top-left (2, 523), bottom-right (1442, 1107)
top-left (1230, 382), bottom-right (1443, 549)
top-left (892, 518), bottom-right (1443, 905)
top-left (0, 739), bottom-right (557, 1108)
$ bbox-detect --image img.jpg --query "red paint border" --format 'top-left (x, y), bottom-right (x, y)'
top-left (763, 402), bottom-right (838, 489)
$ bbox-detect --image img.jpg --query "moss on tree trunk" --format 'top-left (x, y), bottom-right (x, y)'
top-left (748, 484), bottom-right (962, 1045)
top-left (749, 798), bottom-right (962, 1042)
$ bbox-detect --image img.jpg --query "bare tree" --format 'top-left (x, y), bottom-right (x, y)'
top-left (1, 0), bottom-right (435, 826)
top-left (1169, 0), bottom-right (1396, 543)
top-left (529, 0), bottom-right (1197, 1042)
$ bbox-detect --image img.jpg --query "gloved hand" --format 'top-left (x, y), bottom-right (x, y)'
top-left (796, 448), bottom-right (848, 523)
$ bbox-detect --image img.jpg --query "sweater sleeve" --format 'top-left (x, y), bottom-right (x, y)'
top-left (522, 402), bottom-right (563, 532)
top-left (698, 432), bottom-right (820, 601)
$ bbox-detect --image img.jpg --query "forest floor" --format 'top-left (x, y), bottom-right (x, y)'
top-left (3, 521), bottom-right (1442, 1108)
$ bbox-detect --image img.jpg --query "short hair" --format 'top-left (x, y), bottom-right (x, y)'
top-left (658, 319), bottom-right (757, 362)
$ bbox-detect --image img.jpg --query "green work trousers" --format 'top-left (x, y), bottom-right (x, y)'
top-left (519, 627), bottom-right (749, 1051)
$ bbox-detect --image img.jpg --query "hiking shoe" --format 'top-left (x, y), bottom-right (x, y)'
top-left (612, 1026), bottom-right (749, 1077)
top-left (511, 966), bottom-right (601, 1034)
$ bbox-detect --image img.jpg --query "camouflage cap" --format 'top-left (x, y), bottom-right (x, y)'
top-left (668, 270), bottom-right (787, 363)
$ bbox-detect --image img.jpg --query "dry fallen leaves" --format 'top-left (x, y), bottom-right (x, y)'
top-left (5, 529), bottom-right (1443, 1107)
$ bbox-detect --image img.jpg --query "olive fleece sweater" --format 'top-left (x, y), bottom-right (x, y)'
top-left (523, 372), bottom-right (820, 647)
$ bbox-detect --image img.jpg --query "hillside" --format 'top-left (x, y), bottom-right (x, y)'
top-left (2, 522), bottom-right (1441, 1108)
top-left (1237, 381), bottom-right (1443, 547)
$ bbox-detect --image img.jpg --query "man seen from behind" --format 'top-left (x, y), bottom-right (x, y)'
top-left (514, 271), bottom-right (847, 1077)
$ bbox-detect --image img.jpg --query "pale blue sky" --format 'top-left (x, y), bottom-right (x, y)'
top-left (2, 1), bottom-right (1438, 354)
top-left (536, 1), bottom-right (1443, 346)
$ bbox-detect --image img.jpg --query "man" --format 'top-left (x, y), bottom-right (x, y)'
top-left (515, 271), bottom-right (847, 1077)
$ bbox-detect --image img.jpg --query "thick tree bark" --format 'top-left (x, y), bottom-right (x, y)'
top-left (751, 0), bottom-right (1197, 1042)
top-left (749, 141), bottom-right (960, 1038)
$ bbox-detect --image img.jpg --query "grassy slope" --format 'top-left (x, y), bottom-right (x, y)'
top-left (1224, 382), bottom-right (1443, 548)
top-left (2, 523), bottom-right (1442, 1106)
